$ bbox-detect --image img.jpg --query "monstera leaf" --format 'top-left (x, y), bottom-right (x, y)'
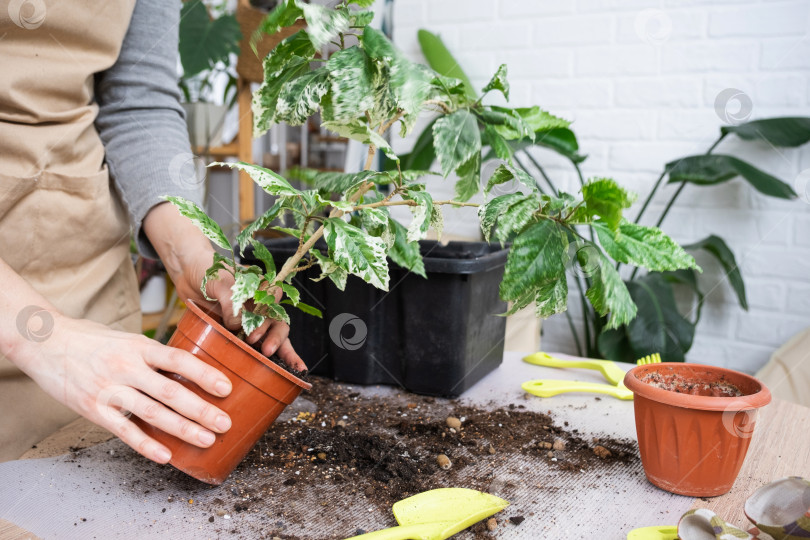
top-left (179, 0), bottom-right (241, 78)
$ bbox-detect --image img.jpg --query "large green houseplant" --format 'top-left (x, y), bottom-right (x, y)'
top-left (178, 0), bottom-right (242, 147)
top-left (413, 29), bottom-right (810, 363)
top-left (166, 0), bottom-right (700, 350)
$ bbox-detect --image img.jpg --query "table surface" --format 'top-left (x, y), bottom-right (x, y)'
top-left (1, 352), bottom-right (808, 539)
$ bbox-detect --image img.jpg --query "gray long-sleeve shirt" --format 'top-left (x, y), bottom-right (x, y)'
top-left (94, 0), bottom-right (204, 259)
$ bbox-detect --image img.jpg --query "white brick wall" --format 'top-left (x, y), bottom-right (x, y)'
top-left (391, 0), bottom-right (810, 373)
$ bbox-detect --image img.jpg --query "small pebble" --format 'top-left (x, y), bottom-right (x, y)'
top-left (552, 439), bottom-right (566, 451)
top-left (509, 516), bottom-right (525, 526)
top-left (593, 445), bottom-right (612, 459)
top-left (486, 517), bottom-right (498, 531)
top-left (437, 454), bottom-right (452, 470)
top-left (337, 420), bottom-right (347, 428)
top-left (446, 416), bottom-right (461, 429)
top-left (208, 516), bottom-right (214, 523)
top-left (546, 451), bottom-right (554, 458)
top-left (488, 445), bottom-right (496, 455)
top-left (539, 441), bottom-right (552, 449)
top-left (216, 510), bottom-right (226, 517)
top-left (317, 452), bottom-right (327, 460)
top-left (223, 514), bottom-right (231, 520)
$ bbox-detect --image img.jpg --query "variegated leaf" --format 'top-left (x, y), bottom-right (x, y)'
top-left (280, 282), bottom-right (300, 305)
top-left (250, 239), bottom-right (277, 279)
top-left (201, 252), bottom-right (233, 302)
top-left (324, 218), bottom-right (389, 290)
top-left (231, 272), bottom-right (262, 317)
top-left (482, 63), bottom-right (509, 100)
top-left (241, 310), bottom-right (266, 336)
top-left (404, 190), bottom-right (433, 242)
top-left (311, 249), bottom-right (348, 291)
top-left (322, 120), bottom-right (398, 161)
top-left (162, 196), bottom-right (231, 250)
top-left (454, 153), bottom-right (481, 202)
top-left (275, 67), bottom-right (330, 125)
top-left (433, 110), bottom-right (481, 178)
top-left (213, 162), bottom-right (300, 197)
top-left (299, 1), bottom-right (349, 49)
top-left (237, 201), bottom-right (283, 254)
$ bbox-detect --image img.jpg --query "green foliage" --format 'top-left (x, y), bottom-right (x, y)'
top-left (683, 235), bottom-right (747, 310)
top-left (433, 110), bottom-right (481, 177)
top-left (581, 178), bottom-right (636, 231)
top-left (482, 64), bottom-right (509, 100)
top-left (668, 155), bottom-right (796, 199)
top-left (162, 196), bottom-right (231, 250)
top-left (323, 218), bottom-right (390, 291)
top-left (594, 221), bottom-right (698, 273)
top-left (416, 29), bottom-right (477, 100)
top-left (720, 117), bottom-right (810, 147)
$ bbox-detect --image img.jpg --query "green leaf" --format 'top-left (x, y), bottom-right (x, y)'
top-left (534, 278), bottom-right (568, 319)
top-left (417, 29), bottom-right (477, 101)
top-left (667, 154), bottom-right (797, 199)
top-left (358, 205), bottom-right (390, 238)
top-left (324, 218), bottom-right (389, 290)
top-left (231, 272), bottom-right (262, 317)
top-left (347, 0), bottom-right (375, 7)
top-left (254, 0), bottom-right (304, 45)
top-left (454, 153), bottom-right (481, 202)
top-left (597, 327), bottom-right (635, 364)
top-left (179, 1), bottom-right (241, 78)
top-left (586, 251), bottom-right (637, 330)
top-left (581, 178), bottom-right (636, 230)
top-left (241, 310), bottom-right (266, 336)
top-left (483, 125), bottom-right (512, 162)
top-left (266, 301), bottom-right (291, 324)
top-left (721, 117), bottom-right (810, 147)
top-left (324, 46), bottom-right (375, 123)
top-left (162, 196), bottom-right (231, 251)
top-left (282, 299), bottom-right (323, 318)
top-left (274, 67), bottom-right (331, 125)
top-left (625, 273), bottom-right (695, 363)
top-left (400, 119), bottom-right (437, 171)
top-left (484, 164), bottom-right (538, 194)
top-left (683, 235), bottom-right (747, 310)
top-left (252, 31), bottom-right (316, 135)
top-left (280, 282), bottom-right (300, 305)
top-left (362, 26), bottom-right (431, 132)
top-left (498, 106), bottom-right (570, 132)
top-left (662, 268), bottom-right (704, 324)
top-left (593, 221), bottom-right (699, 273)
top-left (322, 119), bottom-right (398, 161)
top-left (482, 64), bottom-right (509, 100)
top-left (478, 109), bottom-right (532, 142)
top-left (349, 10), bottom-right (374, 26)
top-left (201, 252), bottom-right (232, 302)
top-left (290, 168), bottom-right (385, 194)
top-left (404, 190), bottom-right (433, 242)
top-left (533, 128), bottom-right (585, 163)
top-left (388, 217), bottom-right (426, 278)
top-left (311, 249), bottom-right (349, 290)
top-left (500, 220), bottom-right (567, 302)
top-left (213, 161), bottom-right (300, 197)
top-left (250, 239), bottom-right (277, 279)
top-left (478, 192), bottom-right (538, 243)
top-left (299, 1), bottom-right (350, 49)
top-left (236, 202), bottom-right (283, 254)
top-left (433, 110), bottom-right (481, 178)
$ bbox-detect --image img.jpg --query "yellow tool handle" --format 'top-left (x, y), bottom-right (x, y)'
top-left (523, 351), bottom-right (608, 371)
top-left (522, 379), bottom-right (633, 400)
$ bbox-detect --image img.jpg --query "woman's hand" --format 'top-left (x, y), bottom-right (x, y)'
top-left (142, 202), bottom-right (306, 372)
top-left (11, 313), bottom-right (234, 464)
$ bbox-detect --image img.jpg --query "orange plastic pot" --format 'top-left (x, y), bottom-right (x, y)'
top-left (624, 363), bottom-right (771, 497)
top-left (134, 301), bottom-right (311, 485)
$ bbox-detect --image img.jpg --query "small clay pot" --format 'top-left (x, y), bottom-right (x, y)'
top-left (624, 363), bottom-right (771, 497)
top-left (133, 300), bottom-right (311, 485)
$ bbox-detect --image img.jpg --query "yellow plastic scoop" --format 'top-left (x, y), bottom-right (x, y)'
top-left (346, 488), bottom-right (509, 540)
top-left (626, 525), bottom-right (678, 539)
top-left (523, 351), bottom-right (627, 385)
top-left (522, 379), bottom-right (634, 400)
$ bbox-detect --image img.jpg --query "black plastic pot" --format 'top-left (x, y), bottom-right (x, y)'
top-left (241, 237), bottom-right (509, 397)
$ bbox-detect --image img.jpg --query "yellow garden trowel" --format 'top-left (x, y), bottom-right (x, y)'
top-left (345, 488), bottom-right (509, 540)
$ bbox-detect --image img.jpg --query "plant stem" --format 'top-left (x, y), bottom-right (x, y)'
top-left (350, 199), bottom-right (479, 212)
top-left (513, 155), bottom-right (545, 195)
top-left (423, 99), bottom-right (452, 114)
top-left (628, 132), bottom-right (727, 281)
top-left (633, 169), bottom-right (669, 225)
top-left (564, 310), bottom-right (584, 357)
top-left (573, 275), bottom-right (593, 355)
top-left (521, 150), bottom-right (558, 195)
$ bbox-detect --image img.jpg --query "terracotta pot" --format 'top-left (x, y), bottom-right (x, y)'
top-left (623, 363), bottom-right (771, 497)
top-left (133, 300), bottom-right (311, 485)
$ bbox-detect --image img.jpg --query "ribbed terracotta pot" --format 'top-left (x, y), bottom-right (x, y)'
top-left (134, 300), bottom-right (311, 485)
top-left (624, 363), bottom-right (771, 497)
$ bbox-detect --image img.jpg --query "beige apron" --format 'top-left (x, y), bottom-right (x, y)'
top-left (0, 0), bottom-right (141, 461)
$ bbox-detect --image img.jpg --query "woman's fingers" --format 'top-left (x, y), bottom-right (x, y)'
top-left (146, 344), bottom-right (232, 399)
top-left (106, 386), bottom-right (219, 449)
top-left (98, 406), bottom-right (173, 463)
top-left (260, 320), bottom-right (290, 358)
top-left (275, 338), bottom-right (307, 372)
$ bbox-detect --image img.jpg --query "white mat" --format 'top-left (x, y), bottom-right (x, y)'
top-left (0, 352), bottom-right (694, 539)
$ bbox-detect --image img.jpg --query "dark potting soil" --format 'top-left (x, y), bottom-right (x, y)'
top-left (168, 377), bottom-right (638, 539)
top-left (640, 372), bottom-right (742, 397)
top-left (266, 352), bottom-right (308, 380)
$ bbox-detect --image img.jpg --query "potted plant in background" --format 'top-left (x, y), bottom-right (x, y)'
top-left (178, 0), bottom-right (242, 148)
top-left (413, 29), bottom-right (810, 364)
top-left (142, 0), bottom-right (701, 484)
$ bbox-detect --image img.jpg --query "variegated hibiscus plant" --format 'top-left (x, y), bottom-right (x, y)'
top-left (166, 0), bottom-right (700, 342)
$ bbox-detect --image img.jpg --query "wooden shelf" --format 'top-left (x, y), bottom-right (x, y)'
top-left (192, 143), bottom-right (239, 158)
top-left (142, 305), bottom-right (185, 332)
